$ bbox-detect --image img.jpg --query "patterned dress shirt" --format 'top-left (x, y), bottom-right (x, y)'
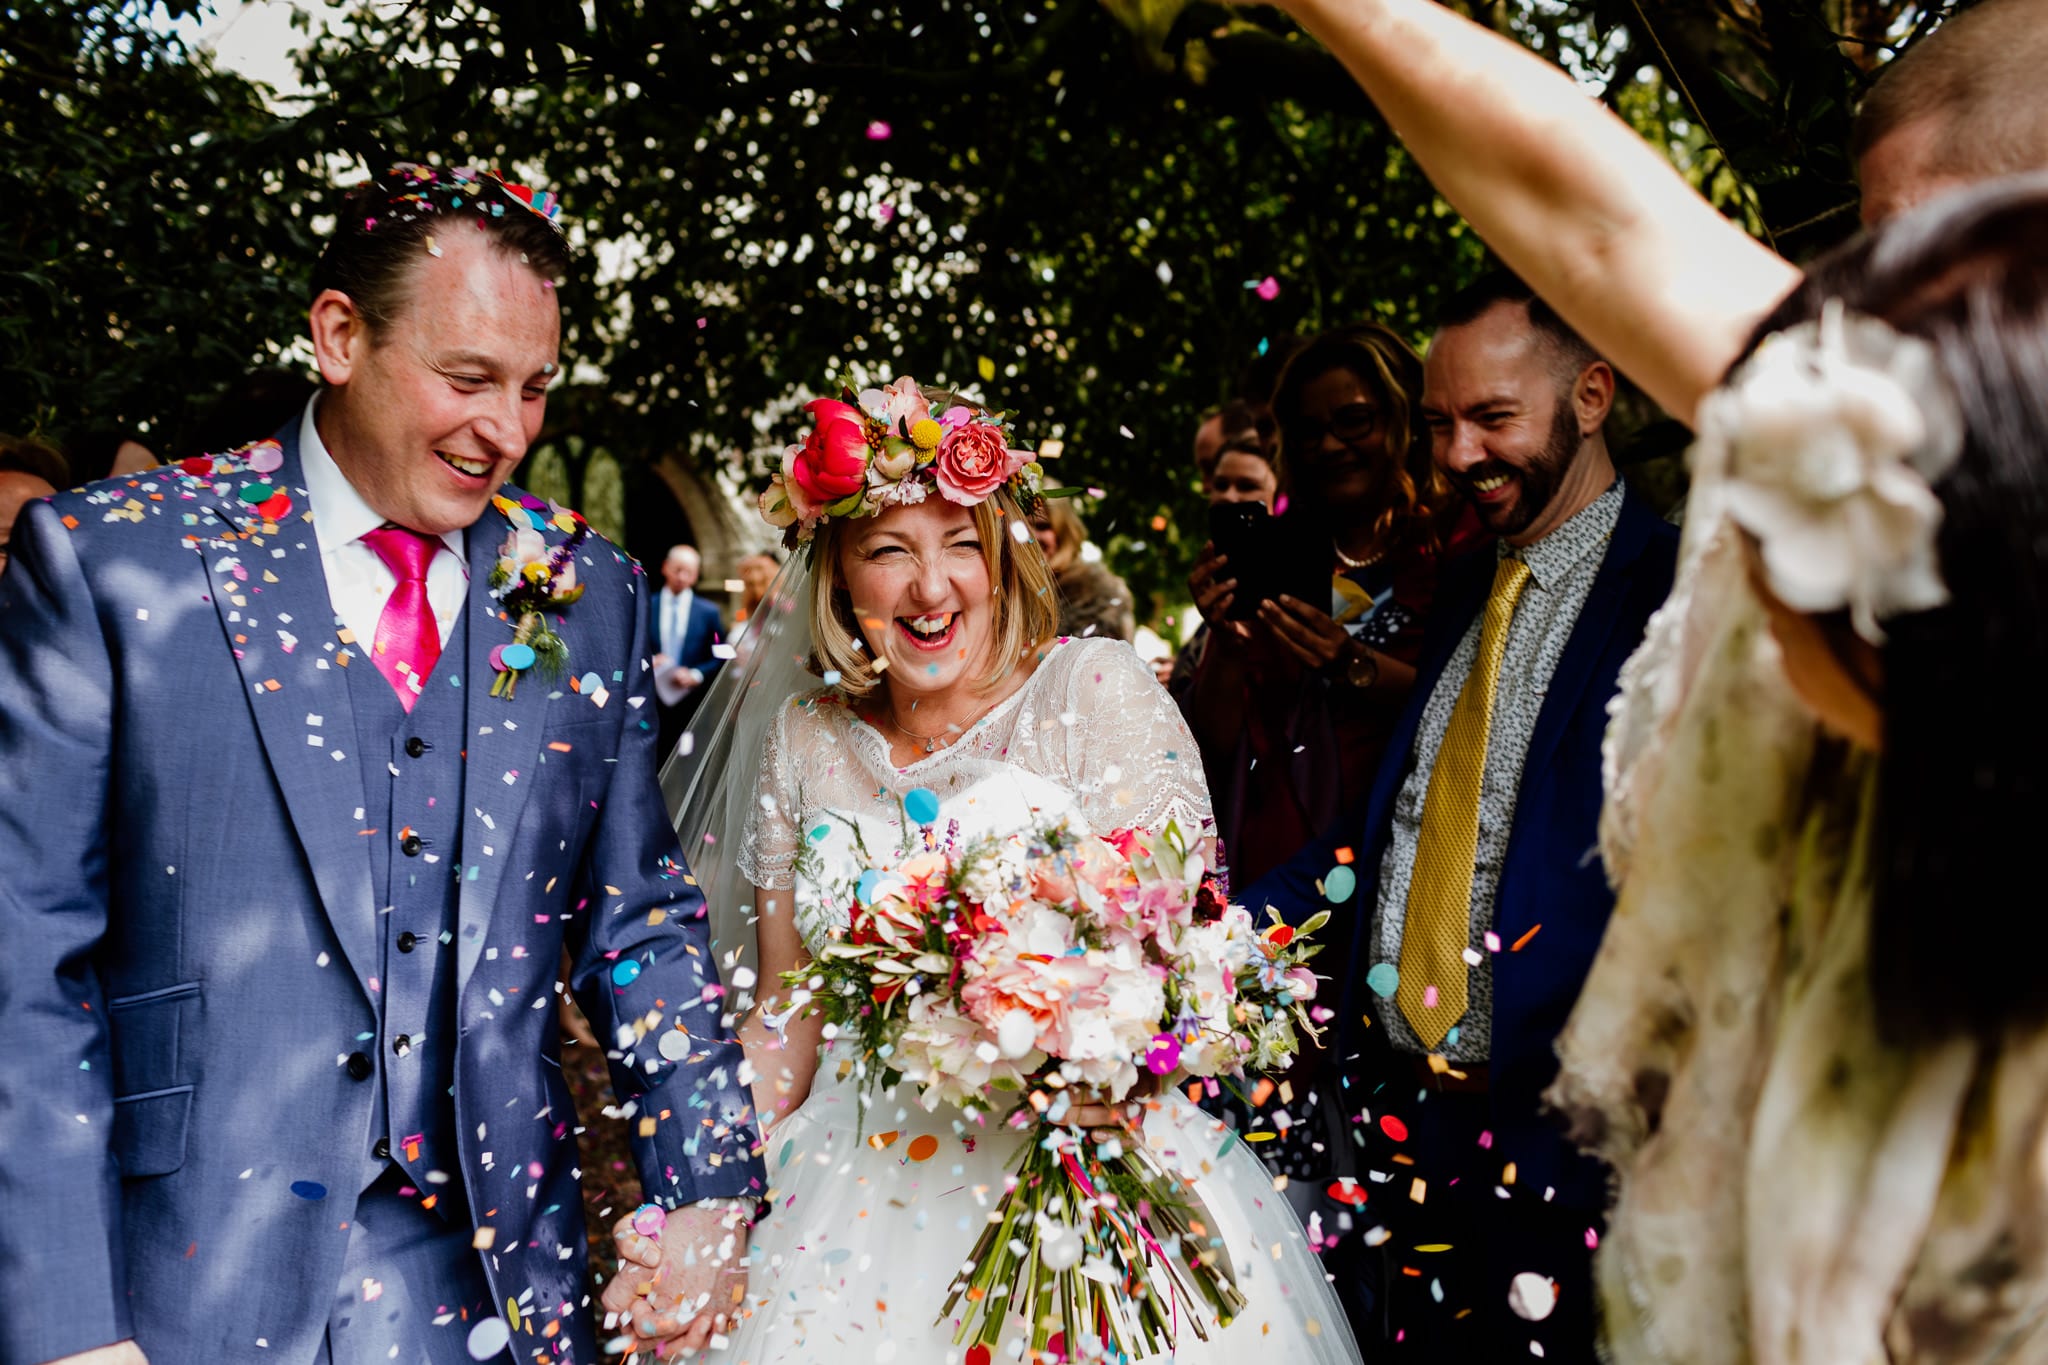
top-left (1370, 480), bottom-right (1625, 1061)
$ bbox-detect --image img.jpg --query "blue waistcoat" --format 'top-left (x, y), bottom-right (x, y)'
top-left (343, 606), bottom-right (468, 1215)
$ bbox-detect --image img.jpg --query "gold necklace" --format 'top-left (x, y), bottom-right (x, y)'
top-left (877, 699), bottom-right (994, 755)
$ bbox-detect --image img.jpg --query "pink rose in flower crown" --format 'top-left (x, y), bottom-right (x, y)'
top-left (933, 419), bottom-right (1027, 505)
top-left (788, 398), bottom-right (872, 506)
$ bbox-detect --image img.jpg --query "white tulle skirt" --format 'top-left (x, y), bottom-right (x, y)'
top-left (715, 1052), bottom-right (1364, 1365)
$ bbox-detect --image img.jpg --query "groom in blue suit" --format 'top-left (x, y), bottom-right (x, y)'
top-left (0, 166), bottom-right (761, 1365)
top-left (1251, 272), bottom-right (1678, 1362)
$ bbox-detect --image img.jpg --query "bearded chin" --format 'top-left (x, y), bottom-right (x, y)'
top-left (1477, 397), bottom-right (1579, 537)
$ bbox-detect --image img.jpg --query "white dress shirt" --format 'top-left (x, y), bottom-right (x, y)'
top-left (656, 587), bottom-right (694, 663)
top-left (297, 397), bottom-right (468, 649)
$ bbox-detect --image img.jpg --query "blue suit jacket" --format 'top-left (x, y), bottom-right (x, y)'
top-left (648, 590), bottom-right (726, 688)
top-left (0, 426), bottom-right (763, 1364)
top-left (1248, 484), bottom-right (1678, 1204)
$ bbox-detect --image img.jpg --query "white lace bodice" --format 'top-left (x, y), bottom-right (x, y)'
top-left (734, 637), bottom-right (1213, 951)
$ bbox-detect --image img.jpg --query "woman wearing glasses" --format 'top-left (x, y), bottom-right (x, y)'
top-left (1183, 323), bottom-right (1483, 889)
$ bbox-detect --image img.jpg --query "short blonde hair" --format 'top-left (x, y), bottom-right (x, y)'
top-left (808, 487), bottom-right (1060, 699)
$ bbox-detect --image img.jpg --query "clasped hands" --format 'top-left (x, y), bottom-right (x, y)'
top-left (603, 1202), bottom-right (749, 1359)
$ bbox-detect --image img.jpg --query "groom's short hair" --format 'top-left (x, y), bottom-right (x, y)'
top-left (309, 162), bottom-right (571, 339)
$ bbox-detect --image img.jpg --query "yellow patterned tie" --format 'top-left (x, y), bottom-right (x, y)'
top-left (1397, 555), bottom-right (1532, 1048)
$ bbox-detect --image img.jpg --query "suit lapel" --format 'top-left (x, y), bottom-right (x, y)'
top-left (454, 492), bottom-right (558, 1000)
top-left (195, 428), bottom-right (378, 1001)
top-left (1520, 487), bottom-right (1656, 786)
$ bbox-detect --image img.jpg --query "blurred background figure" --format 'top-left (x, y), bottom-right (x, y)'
top-left (0, 434), bottom-right (64, 577)
top-left (1203, 429), bottom-right (1277, 510)
top-left (1182, 323), bottom-right (1483, 890)
top-left (66, 427), bottom-right (155, 480)
top-left (733, 551), bottom-right (781, 627)
top-left (180, 367), bottom-right (318, 460)
top-left (649, 543), bottom-right (726, 759)
top-left (1169, 432), bottom-right (1278, 699)
top-left (1029, 496), bottom-right (1136, 643)
top-left (1191, 398), bottom-right (1259, 483)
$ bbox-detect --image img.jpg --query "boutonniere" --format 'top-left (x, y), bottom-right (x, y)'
top-left (487, 494), bottom-right (590, 698)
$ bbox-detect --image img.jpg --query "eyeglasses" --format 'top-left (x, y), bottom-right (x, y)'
top-left (1283, 402), bottom-right (1381, 453)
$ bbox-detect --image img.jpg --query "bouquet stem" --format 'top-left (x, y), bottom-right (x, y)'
top-left (938, 1125), bottom-right (1246, 1363)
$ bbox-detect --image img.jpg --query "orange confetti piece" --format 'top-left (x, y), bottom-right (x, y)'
top-left (1510, 924), bottom-right (1542, 952)
top-left (905, 1134), bottom-right (939, 1162)
top-left (1334, 846), bottom-right (1355, 865)
top-left (867, 1130), bottom-right (901, 1149)
top-left (547, 741), bottom-right (573, 752)
top-left (1250, 1077), bottom-right (1276, 1107)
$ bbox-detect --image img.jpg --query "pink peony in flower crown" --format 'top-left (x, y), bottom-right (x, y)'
top-left (758, 375), bottom-right (1047, 544)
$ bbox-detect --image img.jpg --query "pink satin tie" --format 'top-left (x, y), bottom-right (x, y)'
top-left (361, 526), bottom-right (443, 712)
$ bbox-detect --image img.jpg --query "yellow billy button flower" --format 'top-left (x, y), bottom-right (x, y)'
top-left (910, 418), bottom-right (943, 452)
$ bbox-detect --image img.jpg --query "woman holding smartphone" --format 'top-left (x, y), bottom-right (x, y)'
top-left (1182, 322), bottom-right (1482, 889)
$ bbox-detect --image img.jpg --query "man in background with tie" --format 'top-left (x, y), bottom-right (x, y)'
top-left (0, 163), bottom-right (760, 1365)
top-left (1251, 268), bottom-right (1678, 1361)
top-left (649, 542), bottom-right (724, 760)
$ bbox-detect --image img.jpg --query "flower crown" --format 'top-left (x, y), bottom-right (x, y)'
top-left (758, 376), bottom-right (1048, 544)
top-left (1700, 301), bottom-right (1964, 643)
top-left (357, 162), bottom-right (564, 236)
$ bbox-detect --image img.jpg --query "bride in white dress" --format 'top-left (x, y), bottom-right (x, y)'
top-left (663, 384), bottom-right (1359, 1365)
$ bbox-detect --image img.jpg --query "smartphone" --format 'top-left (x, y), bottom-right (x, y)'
top-left (1207, 502), bottom-right (1328, 620)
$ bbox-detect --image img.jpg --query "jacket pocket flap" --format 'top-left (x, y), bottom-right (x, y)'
top-left (113, 1086), bottom-right (193, 1179)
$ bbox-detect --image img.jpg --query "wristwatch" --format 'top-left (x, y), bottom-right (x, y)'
top-left (1337, 640), bottom-right (1379, 690)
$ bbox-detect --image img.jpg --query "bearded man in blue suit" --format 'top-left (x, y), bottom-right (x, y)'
top-left (1249, 270), bottom-right (1679, 1363)
top-left (0, 165), bottom-right (762, 1365)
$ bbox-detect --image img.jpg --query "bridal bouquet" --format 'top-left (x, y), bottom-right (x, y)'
top-left (781, 803), bottom-right (1327, 1362)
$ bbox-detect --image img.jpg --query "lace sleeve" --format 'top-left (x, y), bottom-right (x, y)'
top-left (735, 698), bottom-right (801, 890)
top-left (1057, 639), bottom-right (1214, 842)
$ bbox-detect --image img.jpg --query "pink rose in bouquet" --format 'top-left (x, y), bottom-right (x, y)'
top-left (932, 419), bottom-right (1026, 505)
top-left (789, 398), bottom-right (871, 506)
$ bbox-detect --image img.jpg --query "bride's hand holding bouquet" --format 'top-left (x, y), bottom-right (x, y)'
top-left (779, 801), bottom-right (1328, 1363)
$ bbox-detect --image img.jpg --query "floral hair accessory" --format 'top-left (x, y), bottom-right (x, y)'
top-left (1700, 300), bottom-right (1964, 643)
top-left (486, 494), bottom-right (589, 697)
top-left (757, 375), bottom-right (1056, 545)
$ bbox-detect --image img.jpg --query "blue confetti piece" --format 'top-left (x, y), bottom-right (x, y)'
top-left (1324, 864), bottom-right (1357, 903)
top-left (903, 787), bottom-right (941, 827)
top-left (290, 1180), bottom-right (328, 1200)
top-left (1366, 963), bottom-right (1400, 999)
top-left (612, 958), bottom-right (643, 987)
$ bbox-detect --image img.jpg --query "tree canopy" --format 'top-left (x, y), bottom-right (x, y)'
top-left (2, 0), bottom-right (1955, 612)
